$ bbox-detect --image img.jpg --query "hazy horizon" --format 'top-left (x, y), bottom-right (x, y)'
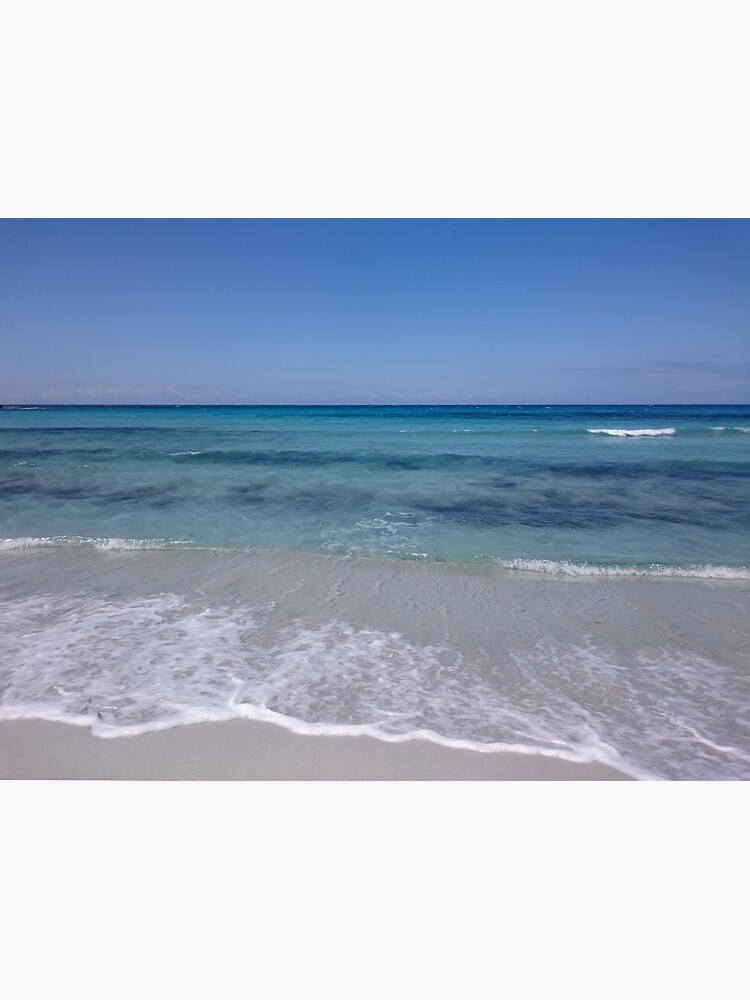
top-left (3, 402), bottom-right (750, 408)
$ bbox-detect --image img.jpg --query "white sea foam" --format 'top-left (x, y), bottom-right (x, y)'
top-left (0, 592), bottom-right (469, 736)
top-left (2, 563), bottom-right (749, 779)
top-left (500, 558), bottom-right (750, 580)
top-left (0, 591), bottom-right (634, 772)
top-left (0, 537), bottom-right (65, 550)
top-left (587, 427), bottom-right (676, 437)
top-left (0, 535), bottom-right (193, 552)
top-left (2, 587), bottom-right (748, 778)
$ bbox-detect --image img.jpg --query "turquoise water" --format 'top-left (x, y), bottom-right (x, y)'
top-left (2, 404), bottom-right (749, 572)
top-left (1, 405), bottom-right (749, 778)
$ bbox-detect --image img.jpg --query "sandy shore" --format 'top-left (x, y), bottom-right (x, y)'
top-left (0, 718), bottom-right (632, 779)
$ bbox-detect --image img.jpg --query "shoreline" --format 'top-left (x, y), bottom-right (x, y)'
top-left (3, 537), bottom-right (749, 583)
top-left (2, 546), bottom-right (748, 780)
top-left (0, 718), bottom-right (633, 780)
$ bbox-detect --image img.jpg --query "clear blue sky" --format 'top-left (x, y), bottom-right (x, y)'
top-left (1, 219), bottom-right (748, 404)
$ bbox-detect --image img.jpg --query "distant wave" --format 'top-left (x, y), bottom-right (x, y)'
top-left (500, 558), bottom-right (750, 580)
top-left (0, 535), bottom-right (194, 552)
top-left (587, 427), bottom-right (676, 438)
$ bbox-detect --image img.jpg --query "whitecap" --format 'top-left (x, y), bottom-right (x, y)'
top-left (587, 427), bottom-right (676, 437)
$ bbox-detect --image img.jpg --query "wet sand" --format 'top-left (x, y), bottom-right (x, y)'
top-left (0, 718), bottom-right (632, 780)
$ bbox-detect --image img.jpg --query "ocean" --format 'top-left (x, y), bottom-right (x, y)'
top-left (1, 404), bottom-right (748, 778)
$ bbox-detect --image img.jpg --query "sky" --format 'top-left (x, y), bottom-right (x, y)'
top-left (1, 218), bottom-right (749, 405)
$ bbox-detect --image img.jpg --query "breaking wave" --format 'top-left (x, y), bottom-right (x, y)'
top-left (0, 535), bottom-right (193, 552)
top-left (501, 558), bottom-right (750, 580)
top-left (588, 427), bottom-right (677, 437)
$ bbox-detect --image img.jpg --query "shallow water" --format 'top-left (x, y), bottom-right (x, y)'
top-left (2, 404), bottom-right (749, 569)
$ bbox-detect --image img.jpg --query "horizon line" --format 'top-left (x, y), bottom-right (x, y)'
top-left (3, 401), bottom-right (750, 409)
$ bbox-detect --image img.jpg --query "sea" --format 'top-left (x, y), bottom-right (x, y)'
top-left (1, 403), bottom-right (748, 779)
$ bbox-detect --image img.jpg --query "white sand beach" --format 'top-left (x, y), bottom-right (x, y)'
top-left (0, 718), bottom-right (631, 780)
